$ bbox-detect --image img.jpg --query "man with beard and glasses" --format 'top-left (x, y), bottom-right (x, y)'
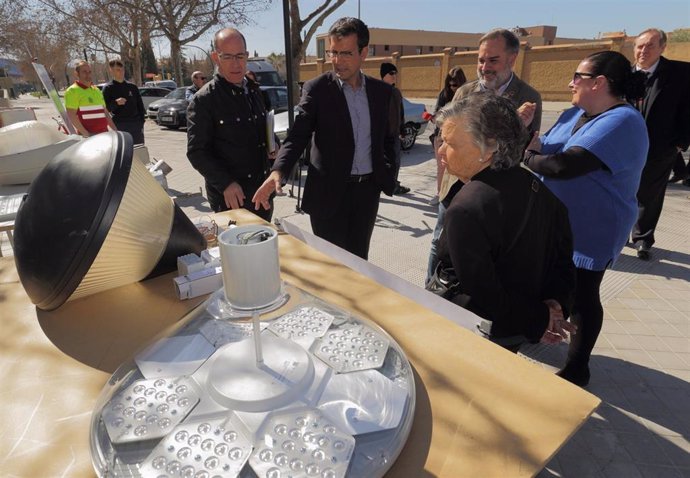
top-left (426, 28), bottom-right (542, 285)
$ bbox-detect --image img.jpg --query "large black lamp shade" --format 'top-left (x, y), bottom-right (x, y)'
top-left (14, 131), bottom-right (206, 310)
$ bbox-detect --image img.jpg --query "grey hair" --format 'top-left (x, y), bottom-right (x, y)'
top-left (436, 91), bottom-right (527, 170)
top-left (479, 28), bottom-right (520, 55)
top-left (636, 28), bottom-right (667, 47)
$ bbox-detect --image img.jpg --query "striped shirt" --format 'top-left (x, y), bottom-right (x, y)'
top-left (64, 82), bottom-right (109, 134)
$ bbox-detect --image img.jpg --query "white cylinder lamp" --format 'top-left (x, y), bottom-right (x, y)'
top-left (217, 225), bottom-right (281, 310)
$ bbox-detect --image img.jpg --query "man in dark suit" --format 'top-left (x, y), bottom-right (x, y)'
top-left (253, 17), bottom-right (397, 259)
top-left (631, 28), bottom-right (690, 260)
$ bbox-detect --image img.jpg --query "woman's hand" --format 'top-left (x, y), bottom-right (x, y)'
top-left (517, 102), bottom-right (537, 127)
top-left (540, 299), bottom-right (577, 344)
top-left (526, 130), bottom-right (542, 154)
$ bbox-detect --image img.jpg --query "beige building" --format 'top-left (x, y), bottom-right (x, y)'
top-left (302, 31), bottom-right (690, 101)
top-left (315, 25), bottom-right (592, 58)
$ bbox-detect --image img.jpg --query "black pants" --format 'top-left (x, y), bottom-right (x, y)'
top-left (565, 268), bottom-right (606, 370)
top-left (671, 151), bottom-right (689, 178)
top-left (632, 151), bottom-right (677, 247)
top-left (114, 120), bottom-right (145, 145)
top-left (310, 179), bottom-right (380, 260)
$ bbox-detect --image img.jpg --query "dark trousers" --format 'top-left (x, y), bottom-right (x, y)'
top-left (309, 179), bottom-right (380, 260)
top-left (632, 151), bottom-right (677, 247)
top-left (671, 152), bottom-right (689, 178)
top-left (565, 268), bottom-right (606, 370)
top-left (115, 119), bottom-right (145, 145)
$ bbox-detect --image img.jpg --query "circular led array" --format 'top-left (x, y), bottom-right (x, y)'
top-left (312, 324), bottom-right (390, 373)
top-left (101, 377), bottom-right (199, 444)
top-left (268, 306), bottom-right (335, 340)
top-left (139, 417), bottom-right (252, 478)
top-left (249, 408), bottom-right (355, 478)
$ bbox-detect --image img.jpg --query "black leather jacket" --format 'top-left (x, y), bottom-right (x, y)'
top-left (187, 73), bottom-right (270, 210)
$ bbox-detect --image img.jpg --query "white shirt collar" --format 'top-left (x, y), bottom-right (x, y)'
top-left (637, 58), bottom-right (660, 76)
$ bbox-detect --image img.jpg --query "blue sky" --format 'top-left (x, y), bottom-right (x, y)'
top-left (188, 0), bottom-right (689, 58)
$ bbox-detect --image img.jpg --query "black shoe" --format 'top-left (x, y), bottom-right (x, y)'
top-left (636, 243), bottom-right (651, 260)
top-left (394, 184), bottom-right (411, 195)
top-left (557, 364), bottom-right (590, 387)
top-left (682, 178), bottom-right (690, 188)
top-left (669, 173), bottom-right (689, 183)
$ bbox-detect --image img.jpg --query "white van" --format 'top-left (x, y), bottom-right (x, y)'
top-left (246, 59), bottom-right (284, 86)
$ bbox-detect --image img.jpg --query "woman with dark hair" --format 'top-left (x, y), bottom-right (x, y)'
top-left (435, 92), bottom-right (576, 351)
top-left (430, 66), bottom-right (467, 204)
top-left (524, 50), bottom-right (649, 386)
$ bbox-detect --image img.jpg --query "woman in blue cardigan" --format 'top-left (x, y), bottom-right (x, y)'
top-left (524, 51), bottom-right (649, 386)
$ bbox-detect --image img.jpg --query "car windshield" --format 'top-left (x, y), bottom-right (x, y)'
top-left (165, 87), bottom-right (188, 100)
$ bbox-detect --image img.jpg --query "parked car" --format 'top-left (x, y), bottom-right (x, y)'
top-left (400, 97), bottom-right (430, 151)
top-left (274, 97), bottom-right (429, 150)
top-left (261, 86), bottom-right (288, 113)
top-left (139, 86), bottom-right (173, 109)
top-left (148, 87), bottom-right (188, 128)
top-left (144, 80), bottom-right (177, 90)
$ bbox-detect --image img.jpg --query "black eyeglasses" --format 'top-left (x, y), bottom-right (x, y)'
top-left (325, 50), bottom-right (355, 60)
top-left (572, 71), bottom-right (596, 82)
top-left (216, 51), bottom-right (248, 62)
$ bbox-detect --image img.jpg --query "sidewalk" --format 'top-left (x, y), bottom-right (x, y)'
top-left (2, 96), bottom-right (689, 477)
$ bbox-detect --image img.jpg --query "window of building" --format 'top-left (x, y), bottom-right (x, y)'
top-left (428, 46), bottom-right (434, 52)
top-left (317, 39), bottom-right (325, 58)
top-left (415, 46), bottom-right (422, 55)
top-left (368, 46), bottom-right (375, 56)
top-left (384, 45), bottom-right (389, 51)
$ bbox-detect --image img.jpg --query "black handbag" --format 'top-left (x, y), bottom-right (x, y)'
top-left (425, 261), bottom-right (462, 299)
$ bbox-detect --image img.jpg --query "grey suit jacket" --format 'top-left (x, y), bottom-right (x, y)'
top-left (453, 75), bottom-right (543, 134)
top-left (439, 74), bottom-right (543, 200)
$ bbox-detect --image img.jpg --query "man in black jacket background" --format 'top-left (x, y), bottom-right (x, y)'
top-left (187, 28), bottom-right (275, 221)
top-left (102, 59), bottom-right (145, 144)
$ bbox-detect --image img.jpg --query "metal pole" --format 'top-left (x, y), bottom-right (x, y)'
top-left (358, 0), bottom-right (360, 19)
top-left (282, 0), bottom-right (303, 213)
top-left (282, 0), bottom-right (295, 129)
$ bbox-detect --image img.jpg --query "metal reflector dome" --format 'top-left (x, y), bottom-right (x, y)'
top-left (14, 131), bottom-right (206, 310)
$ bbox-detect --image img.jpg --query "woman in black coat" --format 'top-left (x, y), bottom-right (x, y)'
top-left (435, 92), bottom-right (577, 352)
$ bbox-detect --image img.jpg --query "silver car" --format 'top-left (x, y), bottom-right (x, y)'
top-left (139, 87), bottom-right (173, 110)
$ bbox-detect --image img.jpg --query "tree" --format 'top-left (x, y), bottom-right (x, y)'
top-left (120, 0), bottom-right (271, 85)
top-left (266, 52), bottom-right (286, 79)
top-left (286, 0), bottom-right (347, 97)
top-left (141, 38), bottom-right (158, 81)
top-left (669, 28), bottom-right (690, 43)
top-left (34, 0), bottom-right (151, 85)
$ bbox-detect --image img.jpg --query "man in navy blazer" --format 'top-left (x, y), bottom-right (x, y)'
top-left (631, 28), bottom-right (690, 260)
top-left (253, 17), bottom-right (397, 259)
